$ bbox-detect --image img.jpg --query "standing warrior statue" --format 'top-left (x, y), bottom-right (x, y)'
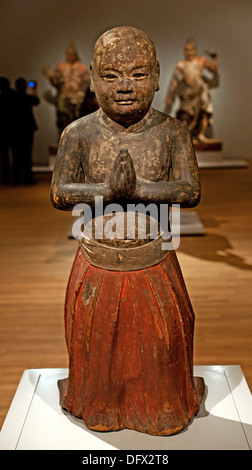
top-left (165, 38), bottom-right (219, 141)
top-left (43, 43), bottom-right (89, 136)
top-left (51, 26), bottom-right (205, 436)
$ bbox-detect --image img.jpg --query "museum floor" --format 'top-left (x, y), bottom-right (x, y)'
top-left (0, 163), bottom-right (251, 430)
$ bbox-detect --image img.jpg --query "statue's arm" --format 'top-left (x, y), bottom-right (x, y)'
top-left (203, 53), bottom-right (218, 73)
top-left (43, 66), bottom-right (60, 88)
top-left (165, 64), bottom-right (182, 108)
top-left (169, 124), bottom-right (201, 207)
top-left (50, 126), bottom-right (112, 211)
top-left (134, 124), bottom-right (200, 208)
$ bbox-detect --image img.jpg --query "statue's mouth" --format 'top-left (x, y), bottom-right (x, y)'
top-left (115, 99), bottom-right (135, 105)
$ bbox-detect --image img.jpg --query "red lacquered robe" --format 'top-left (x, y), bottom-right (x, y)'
top-left (58, 234), bottom-right (202, 436)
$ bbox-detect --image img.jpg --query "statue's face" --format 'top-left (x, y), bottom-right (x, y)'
top-left (66, 47), bottom-right (78, 64)
top-left (184, 44), bottom-right (197, 61)
top-left (90, 31), bottom-right (159, 127)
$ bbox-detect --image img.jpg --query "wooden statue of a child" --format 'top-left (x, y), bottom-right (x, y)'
top-left (51, 26), bottom-right (204, 436)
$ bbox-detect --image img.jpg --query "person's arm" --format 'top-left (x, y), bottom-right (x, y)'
top-left (29, 81), bottom-right (40, 105)
top-left (50, 125), bottom-right (113, 211)
top-left (133, 121), bottom-right (201, 208)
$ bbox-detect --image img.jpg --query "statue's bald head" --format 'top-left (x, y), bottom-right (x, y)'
top-left (65, 43), bottom-right (79, 63)
top-left (93, 26), bottom-right (157, 69)
top-left (90, 26), bottom-right (160, 126)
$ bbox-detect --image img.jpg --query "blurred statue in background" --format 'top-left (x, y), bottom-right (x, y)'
top-left (43, 43), bottom-right (90, 136)
top-left (165, 38), bottom-right (219, 142)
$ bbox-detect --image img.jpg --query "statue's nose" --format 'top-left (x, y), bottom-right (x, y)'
top-left (117, 78), bottom-right (134, 93)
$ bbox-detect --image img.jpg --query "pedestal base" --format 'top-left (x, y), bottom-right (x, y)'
top-left (180, 210), bottom-right (205, 235)
top-left (0, 366), bottom-right (251, 450)
top-left (192, 139), bottom-right (248, 169)
top-left (196, 154), bottom-right (248, 169)
top-left (48, 144), bottom-right (58, 170)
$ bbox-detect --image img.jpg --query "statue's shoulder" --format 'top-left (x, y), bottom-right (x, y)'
top-left (150, 108), bottom-right (170, 128)
top-left (61, 110), bottom-right (101, 138)
top-left (176, 60), bottom-right (185, 71)
top-left (152, 108), bottom-right (189, 135)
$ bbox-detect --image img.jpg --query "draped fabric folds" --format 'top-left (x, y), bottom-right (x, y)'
top-left (59, 247), bottom-right (200, 435)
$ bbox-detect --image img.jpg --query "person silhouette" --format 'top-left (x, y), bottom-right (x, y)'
top-left (0, 77), bottom-right (16, 184)
top-left (12, 78), bottom-right (40, 185)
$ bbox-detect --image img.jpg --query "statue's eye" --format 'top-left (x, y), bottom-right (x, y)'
top-left (104, 73), bottom-right (117, 80)
top-left (132, 73), bottom-right (147, 79)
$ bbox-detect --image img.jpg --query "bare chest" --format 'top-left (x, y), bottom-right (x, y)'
top-left (82, 127), bottom-right (171, 183)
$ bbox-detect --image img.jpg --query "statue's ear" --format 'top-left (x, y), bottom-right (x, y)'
top-left (90, 63), bottom-right (95, 92)
top-left (155, 60), bottom-right (160, 92)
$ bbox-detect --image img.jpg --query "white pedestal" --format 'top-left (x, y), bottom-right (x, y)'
top-left (180, 211), bottom-right (205, 235)
top-left (0, 366), bottom-right (251, 450)
top-left (196, 151), bottom-right (248, 169)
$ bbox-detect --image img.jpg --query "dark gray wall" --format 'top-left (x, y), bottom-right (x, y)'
top-left (1, 0), bottom-right (252, 164)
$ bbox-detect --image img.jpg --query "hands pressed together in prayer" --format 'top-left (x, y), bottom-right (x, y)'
top-left (109, 149), bottom-right (137, 200)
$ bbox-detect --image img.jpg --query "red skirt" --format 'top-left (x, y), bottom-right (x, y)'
top-left (59, 247), bottom-right (201, 435)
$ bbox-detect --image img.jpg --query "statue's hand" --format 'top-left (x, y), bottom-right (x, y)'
top-left (43, 89), bottom-right (58, 106)
top-left (166, 97), bottom-right (173, 108)
top-left (109, 149), bottom-right (136, 199)
top-left (42, 66), bottom-right (53, 78)
top-left (204, 49), bottom-right (217, 59)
